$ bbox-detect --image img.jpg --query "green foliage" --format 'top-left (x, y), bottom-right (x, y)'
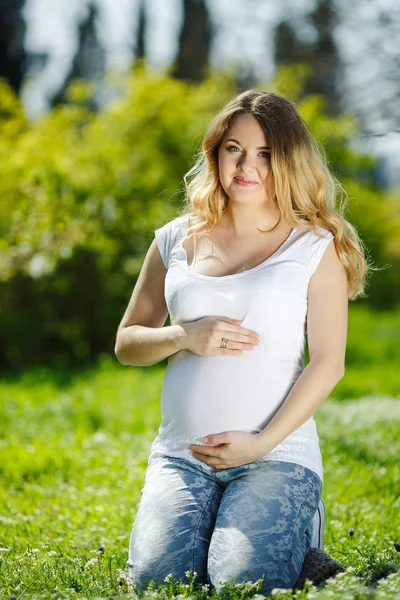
top-left (269, 65), bottom-right (400, 308)
top-left (0, 360), bottom-right (399, 599)
top-left (0, 63), bottom-right (236, 280)
top-left (269, 66), bottom-right (377, 184)
top-left (0, 63), bottom-right (399, 368)
top-left (303, 304), bottom-right (400, 400)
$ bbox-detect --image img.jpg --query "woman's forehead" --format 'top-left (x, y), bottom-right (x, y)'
top-left (223, 115), bottom-right (269, 147)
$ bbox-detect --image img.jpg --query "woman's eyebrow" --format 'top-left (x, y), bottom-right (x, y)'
top-left (226, 137), bottom-right (271, 150)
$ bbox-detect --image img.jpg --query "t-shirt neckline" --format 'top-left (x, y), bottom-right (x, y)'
top-left (177, 215), bottom-right (298, 280)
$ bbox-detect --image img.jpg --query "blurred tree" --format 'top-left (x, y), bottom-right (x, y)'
top-left (274, 0), bottom-right (342, 116)
top-left (51, 3), bottom-right (105, 109)
top-left (275, 21), bottom-right (310, 69)
top-left (273, 0), bottom-right (387, 190)
top-left (0, 64), bottom-right (399, 369)
top-left (134, 0), bottom-right (146, 61)
top-left (336, 1), bottom-right (400, 138)
top-left (0, 0), bottom-right (27, 94)
top-left (171, 0), bottom-right (211, 82)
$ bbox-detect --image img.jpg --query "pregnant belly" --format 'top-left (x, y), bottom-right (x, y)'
top-left (159, 350), bottom-right (302, 444)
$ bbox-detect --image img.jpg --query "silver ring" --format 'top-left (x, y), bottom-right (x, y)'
top-left (220, 337), bottom-right (229, 348)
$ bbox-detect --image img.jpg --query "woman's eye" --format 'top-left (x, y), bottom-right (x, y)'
top-left (226, 146), bottom-right (270, 159)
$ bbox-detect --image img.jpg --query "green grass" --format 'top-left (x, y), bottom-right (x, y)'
top-left (1, 350), bottom-right (400, 599)
top-left (304, 304), bottom-right (400, 401)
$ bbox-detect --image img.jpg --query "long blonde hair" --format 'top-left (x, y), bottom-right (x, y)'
top-left (179, 89), bottom-right (373, 300)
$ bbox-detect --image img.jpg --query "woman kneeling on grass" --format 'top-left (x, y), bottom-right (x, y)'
top-left (115, 89), bottom-right (369, 595)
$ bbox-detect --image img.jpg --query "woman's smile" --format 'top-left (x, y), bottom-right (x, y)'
top-left (234, 176), bottom-right (258, 186)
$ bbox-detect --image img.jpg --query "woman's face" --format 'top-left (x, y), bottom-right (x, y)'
top-left (218, 113), bottom-right (272, 203)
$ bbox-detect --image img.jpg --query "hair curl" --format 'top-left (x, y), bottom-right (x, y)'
top-left (179, 89), bottom-right (373, 300)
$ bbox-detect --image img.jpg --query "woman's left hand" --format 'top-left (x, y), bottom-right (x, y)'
top-left (189, 430), bottom-right (264, 470)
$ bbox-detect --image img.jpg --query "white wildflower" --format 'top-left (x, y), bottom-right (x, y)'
top-left (185, 569), bottom-right (197, 579)
top-left (84, 557), bottom-right (98, 569)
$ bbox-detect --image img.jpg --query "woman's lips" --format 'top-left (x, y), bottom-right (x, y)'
top-left (234, 177), bottom-right (258, 186)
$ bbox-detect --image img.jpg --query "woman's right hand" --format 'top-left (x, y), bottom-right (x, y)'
top-left (178, 317), bottom-right (260, 356)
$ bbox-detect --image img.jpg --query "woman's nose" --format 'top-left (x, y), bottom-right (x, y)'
top-left (238, 153), bottom-right (256, 170)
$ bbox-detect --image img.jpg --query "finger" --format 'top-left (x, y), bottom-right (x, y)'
top-left (216, 338), bottom-right (256, 351)
top-left (223, 324), bottom-right (259, 341)
top-left (217, 318), bottom-right (243, 324)
top-left (213, 338), bottom-right (256, 355)
top-left (221, 328), bottom-right (259, 343)
top-left (192, 450), bottom-right (219, 460)
top-left (190, 442), bottom-right (225, 450)
top-left (214, 347), bottom-right (244, 356)
top-left (191, 448), bottom-right (230, 466)
top-left (214, 333), bottom-right (259, 354)
top-left (193, 453), bottom-right (223, 469)
top-left (215, 318), bottom-right (259, 341)
top-left (191, 447), bottom-right (221, 456)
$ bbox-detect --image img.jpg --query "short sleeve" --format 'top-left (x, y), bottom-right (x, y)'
top-left (154, 217), bottom-right (183, 269)
top-left (309, 229), bottom-right (334, 277)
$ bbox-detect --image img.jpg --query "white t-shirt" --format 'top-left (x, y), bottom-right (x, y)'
top-left (149, 214), bottom-right (335, 482)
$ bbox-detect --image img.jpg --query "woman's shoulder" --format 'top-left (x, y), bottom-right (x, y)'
top-left (155, 214), bottom-right (187, 234)
top-left (306, 223), bottom-right (335, 276)
top-left (297, 217), bottom-right (334, 240)
top-left (154, 214), bottom-right (188, 269)
top-left (313, 224), bottom-right (334, 239)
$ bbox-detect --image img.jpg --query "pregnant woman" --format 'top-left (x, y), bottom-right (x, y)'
top-left (115, 89), bottom-right (367, 595)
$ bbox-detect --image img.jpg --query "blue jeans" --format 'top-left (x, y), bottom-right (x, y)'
top-left (127, 453), bottom-right (322, 595)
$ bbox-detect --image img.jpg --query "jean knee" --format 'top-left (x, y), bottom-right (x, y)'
top-left (127, 561), bottom-right (179, 593)
top-left (127, 562), bottom-right (154, 593)
top-left (275, 532), bottom-right (311, 590)
top-left (208, 556), bottom-right (284, 595)
top-left (128, 567), bottom-right (152, 593)
top-left (208, 572), bottom-right (281, 596)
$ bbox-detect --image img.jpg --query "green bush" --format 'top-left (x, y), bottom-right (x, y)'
top-left (0, 62), bottom-right (399, 368)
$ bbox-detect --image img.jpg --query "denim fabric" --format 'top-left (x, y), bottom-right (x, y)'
top-left (127, 453), bottom-right (322, 595)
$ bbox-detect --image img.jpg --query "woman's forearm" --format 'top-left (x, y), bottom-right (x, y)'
top-left (115, 324), bottom-right (187, 366)
top-left (255, 359), bottom-right (345, 456)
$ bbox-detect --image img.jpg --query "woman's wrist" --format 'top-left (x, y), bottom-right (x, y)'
top-left (171, 323), bottom-right (188, 352)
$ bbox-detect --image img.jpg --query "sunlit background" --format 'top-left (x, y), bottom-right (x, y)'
top-left (1, 3), bottom-right (400, 596)
top-left (1, 0), bottom-right (399, 373)
top-left (20, 0), bottom-right (400, 180)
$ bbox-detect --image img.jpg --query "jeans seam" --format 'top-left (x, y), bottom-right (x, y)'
top-left (279, 498), bottom-right (305, 580)
top-left (276, 478), bottom-right (320, 584)
top-left (192, 483), bottom-right (220, 575)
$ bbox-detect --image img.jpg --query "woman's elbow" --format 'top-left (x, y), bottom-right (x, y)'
top-left (310, 356), bottom-right (345, 381)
